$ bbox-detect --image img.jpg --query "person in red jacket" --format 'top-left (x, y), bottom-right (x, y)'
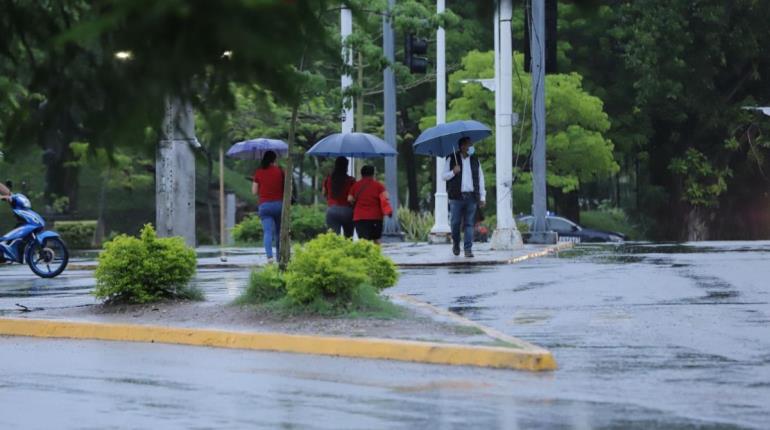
top-left (322, 157), bottom-right (355, 238)
top-left (348, 165), bottom-right (392, 244)
top-left (251, 150), bottom-right (284, 263)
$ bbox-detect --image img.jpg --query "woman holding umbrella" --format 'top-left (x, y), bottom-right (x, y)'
top-left (251, 150), bottom-right (284, 263)
top-left (322, 156), bottom-right (355, 238)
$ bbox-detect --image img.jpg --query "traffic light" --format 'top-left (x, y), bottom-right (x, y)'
top-left (404, 34), bottom-right (428, 74)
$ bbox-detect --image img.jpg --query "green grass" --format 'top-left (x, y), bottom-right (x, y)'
top-left (580, 209), bottom-right (644, 240)
top-left (237, 284), bottom-right (405, 319)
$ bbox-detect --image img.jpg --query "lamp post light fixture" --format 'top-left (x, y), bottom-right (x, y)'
top-left (114, 51), bottom-right (133, 61)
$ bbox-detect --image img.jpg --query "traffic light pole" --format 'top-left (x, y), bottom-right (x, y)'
top-left (529, 0), bottom-right (557, 244)
top-left (382, 0), bottom-right (402, 239)
top-left (429, 0), bottom-right (451, 244)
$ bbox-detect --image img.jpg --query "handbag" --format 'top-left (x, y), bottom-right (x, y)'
top-left (379, 192), bottom-right (393, 217)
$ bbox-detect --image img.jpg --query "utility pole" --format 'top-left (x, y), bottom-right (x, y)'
top-left (341, 6), bottom-right (355, 176)
top-left (383, 0), bottom-right (402, 239)
top-left (156, 96), bottom-right (200, 246)
top-left (490, 0), bottom-right (523, 250)
top-left (529, 0), bottom-right (557, 244)
top-left (428, 0), bottom-right (451, 244)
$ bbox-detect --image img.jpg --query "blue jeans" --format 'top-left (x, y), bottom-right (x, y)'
top-left (449, 194), bottom-right (477, 251)
top-left (258, 201), bottom-right (282, 258)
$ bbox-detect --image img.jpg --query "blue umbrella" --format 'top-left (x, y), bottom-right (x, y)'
top-left (413, 120), bottom-right (492, 157)
top-left (307, 132), bottom-right (397, 158)
top-left (226, 138), bottom-right (288, 160)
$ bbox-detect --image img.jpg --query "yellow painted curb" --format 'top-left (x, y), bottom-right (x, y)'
top-left (0, 318), bottom-right (556, 371)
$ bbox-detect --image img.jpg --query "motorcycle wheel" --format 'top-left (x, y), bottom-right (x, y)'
top-left (25, 237), bottom-right (69, 278)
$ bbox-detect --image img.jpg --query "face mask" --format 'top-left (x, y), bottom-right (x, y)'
top-left (467, 146), bottom-right (475, 156)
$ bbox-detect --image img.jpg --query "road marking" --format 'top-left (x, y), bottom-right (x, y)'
top-left (0, 318), bottom-right (556, 371)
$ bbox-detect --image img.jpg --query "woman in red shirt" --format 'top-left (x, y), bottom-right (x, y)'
top-left (251, 150), bottom-right (284, 262)
top-left (322, 157), bottom-right (355, 238)
top-left (348, 165), bottom-right (392, 243)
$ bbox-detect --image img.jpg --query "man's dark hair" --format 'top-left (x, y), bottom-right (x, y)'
top-left (361, 165), bottom-right (375, 177)
top-left (458, 137), bottom-right (471, 146)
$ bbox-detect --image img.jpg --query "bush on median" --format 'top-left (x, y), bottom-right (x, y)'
top-left (94, 224), bottom-right (200, 304)
top-left (235, 232), bottom-right (399, 314)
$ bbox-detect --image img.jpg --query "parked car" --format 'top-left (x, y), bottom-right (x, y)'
top-left (517, 214), bottom-right (627, 243)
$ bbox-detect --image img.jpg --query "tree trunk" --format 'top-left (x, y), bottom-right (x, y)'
top-left (94, 166), bottom-right (109, 247)
top-left (686, 206), bottom-right (709, 241)
top-left (279, 103), bottom-right (299, 269)
top-left (399, 107), bottom-right (420, 211)
top-left (552, 187), bottom-right (580, 223)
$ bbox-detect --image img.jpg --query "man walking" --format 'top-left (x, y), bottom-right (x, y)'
top-left (443, 137), bottom-right (486, 257)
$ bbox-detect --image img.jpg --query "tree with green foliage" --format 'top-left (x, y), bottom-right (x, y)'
top-left (434, 50), bottom-right (617, 222)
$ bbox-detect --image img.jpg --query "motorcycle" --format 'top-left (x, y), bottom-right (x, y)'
top-left (0, 192), bottom-right (69, 278)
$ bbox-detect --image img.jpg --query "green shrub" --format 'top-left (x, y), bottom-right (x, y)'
top-left (232, 214), bottom-right (263, 243)
top-left (235, 265), bottom-right (286, 304)
top-left (94, 224), bottom-right (199, 304)
top-left (284, 232), bottom-right (398, 306)
top-left (290, 205), bottom-right (328, 242)
top-left (232, 205), bottom-right (327, 244)
top-left (346, 239), bottom-right (399, 291)
top-left (397, 208), bottom-right (433, 242)
top-left (56, 220), bottom-right (97, 249)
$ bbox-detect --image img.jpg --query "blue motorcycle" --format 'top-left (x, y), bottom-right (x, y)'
top-left (0, 192), bottom-right (69, 278)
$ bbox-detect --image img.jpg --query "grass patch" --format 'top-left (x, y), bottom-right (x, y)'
top-left (237, 284), bottom-right (404, 319)
top-left (580, 208), bottom-right (643, 240)
top-left (452, 325), bottom-right (486, 336)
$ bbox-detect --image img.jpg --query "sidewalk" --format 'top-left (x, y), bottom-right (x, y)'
top-left (69, 241), bottom-right (572, 270)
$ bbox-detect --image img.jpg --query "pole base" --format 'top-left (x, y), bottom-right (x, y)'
top-left (528, 231), bottom-right (558, 244)
top-left (381, 232), bottom-right (405, 243)
top-left (490, 228), bottom-right (524, 250)
top-left (428, 231), bottom-right (452, 244)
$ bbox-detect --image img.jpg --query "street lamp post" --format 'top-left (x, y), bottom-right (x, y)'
top-left (489, 0), bottom-right (523, 250)
top-left (429, 0), bottom-right (452, 244)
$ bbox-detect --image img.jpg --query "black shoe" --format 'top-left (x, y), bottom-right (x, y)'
top-left (464, 250), bottom-right (474, 258)
top-left (452, 242), bottom-right (460, 256)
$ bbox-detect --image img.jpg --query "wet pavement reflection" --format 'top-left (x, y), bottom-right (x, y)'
top-left (1, 242), bottom-right (769, 428)
top-left (391, 241), bottom-right (770, 428)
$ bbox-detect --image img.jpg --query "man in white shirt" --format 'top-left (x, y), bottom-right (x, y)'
top-left (442, 137), bottom-right (485, 257)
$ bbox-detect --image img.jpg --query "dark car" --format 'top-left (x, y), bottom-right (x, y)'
top-left (517, 215), bottom-right (627, 243)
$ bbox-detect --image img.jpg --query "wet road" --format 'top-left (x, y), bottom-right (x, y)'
top-left (391, 241), bottom-right (770, 429)
top-left (1, 242), bottom-right (769, 428)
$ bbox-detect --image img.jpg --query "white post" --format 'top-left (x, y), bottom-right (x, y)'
top-left (490, 0), bottom-right (523, 249)
top-left (341, 7), bottom-right (355, 176)
top-left (429, 0), bottom-right (451, 243)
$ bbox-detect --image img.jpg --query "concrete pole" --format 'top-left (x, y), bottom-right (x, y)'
top-left (219, 146), bottom-right (226, 261)
top-left (383, 0), bottom-right (402, 238)
top-left (341, 7), bottom-right (355, 176)
top-left (529, 0), bottom-right (556, 244)
top-left (428, 0), bottom-right (451, 243)
top-left (156, 95), bottom-right (199, 247)
top-left (490, 0), bottom-right (523, 250)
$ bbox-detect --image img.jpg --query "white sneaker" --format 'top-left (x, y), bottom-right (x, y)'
top-left (267, 257), bottom-right (275, 264)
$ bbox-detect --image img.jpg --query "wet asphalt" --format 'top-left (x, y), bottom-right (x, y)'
top-left (1, 242), bottom-right (769, 428)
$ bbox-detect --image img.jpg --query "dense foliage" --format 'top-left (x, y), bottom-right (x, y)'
top-left (285, 233), bottom-right (398, 305)
top-left (3, 1), bottom-right (770, 241)
top-left (94, 224), bottom-right (198, 304)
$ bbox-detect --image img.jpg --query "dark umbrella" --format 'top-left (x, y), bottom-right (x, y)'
top-left (307, 132), bottom-right (397, 158)
top-left (226, 138), bottom-right (288, 160)
top-left (413, 120), bottom-right (492, 162)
